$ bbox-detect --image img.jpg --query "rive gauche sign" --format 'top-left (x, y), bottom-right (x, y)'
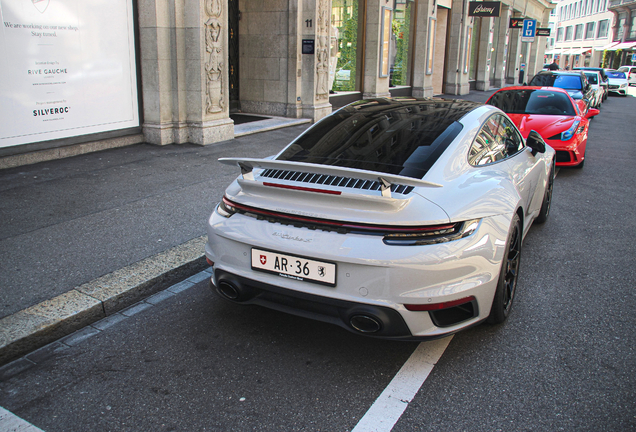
top-left (468, 1), bottom-right (501, 17)
top-left (0, 0), bottom-right (140, 148)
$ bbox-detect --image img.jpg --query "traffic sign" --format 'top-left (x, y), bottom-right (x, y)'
top-left (521, 19), bottom-right (536, 42)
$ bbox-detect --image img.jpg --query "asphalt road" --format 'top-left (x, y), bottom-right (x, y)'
top-left (1, 88), bottom-right (635, 431)
top-left (0, 126), bottom-right (310, 318)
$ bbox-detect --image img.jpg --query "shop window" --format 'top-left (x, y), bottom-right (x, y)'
top-left (585, 22), bottom-right (595, 39)
top-left (331, 0), bottom-right (363, 93)
top-left (389, 0), bottom-right (415, 87)
top-left (597, 20), bottom-right (608, 38)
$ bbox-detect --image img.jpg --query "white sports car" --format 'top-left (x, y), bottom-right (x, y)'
top-left (206, 98), bottom-right (555, 340)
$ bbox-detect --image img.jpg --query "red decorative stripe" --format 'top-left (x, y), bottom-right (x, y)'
top-left (223, 196), bottom-right (455, 234)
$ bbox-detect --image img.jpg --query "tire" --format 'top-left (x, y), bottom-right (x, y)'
top-left (535, 160), bottom-right (554, 224)
top-left (487, 214), bottom-right (522, 324)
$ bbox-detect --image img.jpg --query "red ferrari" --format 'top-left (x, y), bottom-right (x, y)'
top-left (486, 86), bottom-right (599, 168)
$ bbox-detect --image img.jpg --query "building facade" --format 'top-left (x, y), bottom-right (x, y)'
top-left (605, 0), bottom-right (636, 67)
top-left (547, 0), bottom-right (636, 69)
top-left (1, 0), bottom-right (554, 168)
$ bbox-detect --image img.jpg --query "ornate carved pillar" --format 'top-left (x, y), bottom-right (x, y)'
top-left (300, 0), bottom-right (332, 122)
top-left (185, 0), bottom-right (233, 144)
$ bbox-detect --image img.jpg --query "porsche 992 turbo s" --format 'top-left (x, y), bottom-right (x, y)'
top-left (205, 98), bottom-right (555, 340)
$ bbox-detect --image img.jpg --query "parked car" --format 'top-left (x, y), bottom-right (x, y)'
top-left (528, 71), bottom-right (595, 108)
top-left (487, 86), bottom-right (599, 168)
top-left (582, 71), bottom-right (604, 108)
top-left (573, 67), bottom-right (609, 100)
top-left (617, 65), bottom-right (636, 86)
top-left (206, 98), bottom-right (555, 340)
top-left (605, 69), bottom-right (629, 96)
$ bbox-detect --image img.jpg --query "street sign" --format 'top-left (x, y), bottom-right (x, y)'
top-left (536, 28), bottom-right (551, 37)
top-left (509, 18), bottom-right (524, 29)
top-left (521, 19), bottom-right (536, 43)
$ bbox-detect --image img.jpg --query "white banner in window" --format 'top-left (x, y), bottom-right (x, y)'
top-left (0, 0), bottom-right (139, 148)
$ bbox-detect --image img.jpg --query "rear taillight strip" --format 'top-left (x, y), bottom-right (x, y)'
top-left (221, 196), bottom-right (457, 235)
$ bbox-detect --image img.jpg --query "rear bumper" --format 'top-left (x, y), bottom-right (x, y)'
top-left (206, 210), bottom-right (512, 338)
top-left (210, 269), bottom-right (483, 341)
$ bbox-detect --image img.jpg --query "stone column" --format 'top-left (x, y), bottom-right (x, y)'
top-left (526, 41), bottom-right (540, 82)
top-left (300, 0), bottom-right (332, 121)
top-left (492, 6), bottom-right (511, 88)
top-left (139, 0), bottom-right (186, 144)
top-left (286, 0), bottom-right (303, 118)
top-left (362, 0), bottom-right (391, 98)
top-left (184, 0), bottom-right (234, 144)
top-left (444, 0), bottom-right (471, 95)
top-left (506, 15), bottom-right (522, 84)
top-left (475, 17), bottom-right (494, 91)
top-left (412, 0), bottom-right (435, 97)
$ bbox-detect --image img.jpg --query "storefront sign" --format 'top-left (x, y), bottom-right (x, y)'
top-left (509, 18), bottom-right (524, 29)
top-left (468, 2), bottom-right (501, 17)
top-left (536, 28), bottom-right (551, 37)
top-left (0, 0), bottom-right (139, 148)
top-left (302, 39), bottom-right (315, 54)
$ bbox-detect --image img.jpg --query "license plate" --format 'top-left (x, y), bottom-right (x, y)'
top-left (251, 248), bottom-right (336, 286)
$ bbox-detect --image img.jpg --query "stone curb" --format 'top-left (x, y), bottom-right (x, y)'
top-left (0, 236), bottom-right (208, 366)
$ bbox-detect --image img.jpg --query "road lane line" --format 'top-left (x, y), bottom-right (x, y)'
top-left (0, 406), bottom-right (44, 431)
top-left (351, 336), bottom-right (453, 432)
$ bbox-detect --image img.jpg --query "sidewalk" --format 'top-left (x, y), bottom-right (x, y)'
top-left (0, 90), bottom-right (499, 366)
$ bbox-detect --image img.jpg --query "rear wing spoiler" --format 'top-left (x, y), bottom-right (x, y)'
top-left (219, 157), bottom-right (441, 198)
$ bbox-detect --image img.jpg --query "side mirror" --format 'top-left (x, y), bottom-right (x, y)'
top-left (526, 130), bottom-right (546, 156)
top-left (586, 108), bottom-right (600, 118)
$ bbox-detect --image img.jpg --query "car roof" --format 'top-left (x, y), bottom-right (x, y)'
top-left (535, 70), bottom-right (584, 76)
top-left (276, 97), bottom-right (485, 180)
top-left (491, 85), bottom-right (570, 93)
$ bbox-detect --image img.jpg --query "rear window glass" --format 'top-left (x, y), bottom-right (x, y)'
top-left (529, 74), bottom-right (583, 89)
top-left (607, 71), bottom-right (626, 79)
top-left (487, 90), bottom-right (576, 116)
top-left (618, 67), bottom-right (628, 72)
top-left (277, 99), bottom-right (471, 179)
top-left (584, 73), bottom-right (598, 84)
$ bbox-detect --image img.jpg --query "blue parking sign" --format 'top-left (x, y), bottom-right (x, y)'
top-left (522, 19), bottom-right (536, 42)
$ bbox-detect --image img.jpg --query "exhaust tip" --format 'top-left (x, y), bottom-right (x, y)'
top-left (349, 315), bottom-right (382, 333)
top-left (217, 281), bottom-right (240, 300)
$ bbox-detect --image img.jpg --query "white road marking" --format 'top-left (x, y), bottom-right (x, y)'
top-left (0, 406), bottom-right (44, 432)
top-left (351, 336), bottom-right (453, 432)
